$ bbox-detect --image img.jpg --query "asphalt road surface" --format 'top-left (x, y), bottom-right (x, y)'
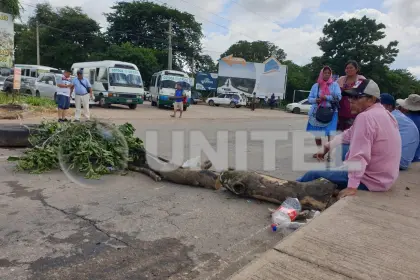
top-left (0, 104), bottom-right (319, 280)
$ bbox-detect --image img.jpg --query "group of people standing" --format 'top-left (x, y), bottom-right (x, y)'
top-left (299, 60), bottom-right (420, 199)
top-left (56, 69), bottom-right (93, 122)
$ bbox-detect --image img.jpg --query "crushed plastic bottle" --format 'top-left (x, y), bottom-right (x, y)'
top-left (271, 198), bottom-right (302, 231)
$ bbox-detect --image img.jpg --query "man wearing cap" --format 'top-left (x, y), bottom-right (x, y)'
top-left (381, 93), bottom-right (419, 170)
top-left (56, 70), bottom-right (73, 122)
top-left (70, 70), bottom-right (93, 121)
top-left (297, 79), bottom-right (401, 199)
top-left (398, 94), bottom-right (420, 162)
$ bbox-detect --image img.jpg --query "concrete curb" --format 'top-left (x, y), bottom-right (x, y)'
top-left (0, 124), bottom-right (38, 147)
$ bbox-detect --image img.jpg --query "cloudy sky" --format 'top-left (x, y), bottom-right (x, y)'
top-left (20, 0), bottom-right (420, 77)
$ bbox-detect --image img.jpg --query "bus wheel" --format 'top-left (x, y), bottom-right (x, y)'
top-left (99, 96), bottom-right (109, 108)
top-left (128, 104), bottom-right (137, 110)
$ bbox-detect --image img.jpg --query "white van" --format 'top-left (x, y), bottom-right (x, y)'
top-left (149, 70), bottom-right (193, 110)
top-left (14, 64), bottom-right (59, 95)
top-left (71, 60), bottom-right (144, 109)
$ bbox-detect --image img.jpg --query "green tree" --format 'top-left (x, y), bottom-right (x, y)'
top-left (14, 3), bottom-right (106, 69)
top-left (310, 16), bottom-right (399, 82)
top-left (282, 60), bottom-right (313, 102)
top-left (105, 1), bottom-right (203, 71)
top-left (90, 42), bottom-right (161, 87)
top-left (0, 0), bottom-right (21, 18)
top-left (194, 54), bottom-right (217, 73)
top-left (382, 69), bottom-right (420, 98)
top-left (220, 40), bottom-right (287, 63)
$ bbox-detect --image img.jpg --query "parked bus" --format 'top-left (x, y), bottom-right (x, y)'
top-left (71, 60), bottom-right (144, 109)
top-left (149, 70), bottom-right (193, 110)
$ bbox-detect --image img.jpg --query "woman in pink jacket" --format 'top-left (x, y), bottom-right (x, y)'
top-left (336, 60), bottom-right (366, 131)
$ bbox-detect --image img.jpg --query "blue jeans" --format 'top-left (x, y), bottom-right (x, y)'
top-left (297, 169), bottom-right (369, 191)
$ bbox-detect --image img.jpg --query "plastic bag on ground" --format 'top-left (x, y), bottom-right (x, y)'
top-left (182, 156), bottom-right (201, 170)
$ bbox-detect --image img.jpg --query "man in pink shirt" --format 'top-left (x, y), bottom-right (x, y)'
top-left (297, 79), bottom-right (401, 199)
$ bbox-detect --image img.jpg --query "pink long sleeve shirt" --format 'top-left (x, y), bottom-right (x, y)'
top-left (326, 103), bottom-right (401, 191)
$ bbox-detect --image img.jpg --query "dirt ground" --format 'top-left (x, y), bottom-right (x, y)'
top-left (0, 102), bottom-right (311, 280)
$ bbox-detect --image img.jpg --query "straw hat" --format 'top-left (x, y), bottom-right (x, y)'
top-left (398, 94), bottom-right (420, 111)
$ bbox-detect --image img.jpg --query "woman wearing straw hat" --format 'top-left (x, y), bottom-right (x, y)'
top-left (398, 94), bottom-right (420, 162)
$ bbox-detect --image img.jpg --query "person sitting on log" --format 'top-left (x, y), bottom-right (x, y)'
top-left (296, 79), bottom-right (401, 199)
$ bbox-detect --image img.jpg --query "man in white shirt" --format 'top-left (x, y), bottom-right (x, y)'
top-left (56, 70), bottom-right (73, 122)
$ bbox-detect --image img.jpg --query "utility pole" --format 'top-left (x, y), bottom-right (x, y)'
top-left (36, 21), bottom-right (40, 65)
top-left (167, 20), bottom-right (173, 70)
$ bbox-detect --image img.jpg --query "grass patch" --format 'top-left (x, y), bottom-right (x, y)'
top-left (0, 92), bottom-right (56, 109)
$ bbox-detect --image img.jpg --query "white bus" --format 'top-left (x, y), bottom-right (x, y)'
top-left (149, 70), bottom-right (193, 110)
top-left (71, 60), bottom-right (144, 109)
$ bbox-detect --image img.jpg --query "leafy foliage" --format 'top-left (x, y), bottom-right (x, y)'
top-left (15, 3), bottom-right (106, 69)
top-left (105, 1), bottom-right (203, 71)
top-left (0, 0), bottom-right (21, 18)
top-left (220, 40), bottom-right (287, 63)
top-left (10, 121), bottom-right (145, 179)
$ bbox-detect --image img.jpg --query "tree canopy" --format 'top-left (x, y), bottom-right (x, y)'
top-left (220, 40), bottom-right (287, 63)
top-left (105, 1), bottom-right (203, 71)
top-left (9, 1), bottom-right (420, 98)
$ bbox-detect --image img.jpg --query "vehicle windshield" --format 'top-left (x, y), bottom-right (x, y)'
top-left (160, 80), bottom-right (191, 91)
top-left (108, 68), bottom-right (143, 88)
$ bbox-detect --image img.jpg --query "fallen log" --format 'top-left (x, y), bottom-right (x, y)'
top-left (216, 170), bottom-right (337, 211)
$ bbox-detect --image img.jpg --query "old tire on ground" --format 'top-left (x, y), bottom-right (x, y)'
top-left (128, 104), bottom-right (137, 110)
top-left (292, 107), bottom-right (301, 114)
top-left (0, 124), bottom-right (38, 147)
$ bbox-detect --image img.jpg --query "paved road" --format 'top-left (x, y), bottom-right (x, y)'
top-left (0, 105), bottom-right (317, 280)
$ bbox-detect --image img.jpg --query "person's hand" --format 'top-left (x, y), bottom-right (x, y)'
top-left (316, 98), bottom-right (321, 104)
top-left (315, 152), bottom-right (327, 161)
top-left (338, 188), bottom-right (357, 199)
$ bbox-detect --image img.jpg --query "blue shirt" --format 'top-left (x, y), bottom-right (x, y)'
top-left (307, 82), bottom-right (342, 117)
top-left (175, 89), bottom-right (183, 102)
top-left (72, 77), bottom-right (91, 95)
top-left (406, 112), bottom-right (420, 161)
top-left (392, 110), bottom-right (420, 169)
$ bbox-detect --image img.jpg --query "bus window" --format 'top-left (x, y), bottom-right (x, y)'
top-left (89, 69), bottom-right (95, 84)
top-left (30, 70), bottom-right (36, 77)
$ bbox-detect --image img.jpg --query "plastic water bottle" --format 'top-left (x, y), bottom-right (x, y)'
top-left (271, 198), bottom-right (302, 231)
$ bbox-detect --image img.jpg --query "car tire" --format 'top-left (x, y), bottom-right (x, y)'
top-left (99, 96), bottom-right (110, 108)
top-left (230, 101), bottom-right (236, 108)
top-left (292, 107), bottom-right (301, 114)
top-left (35, 91), bottom-right (40, 97)
top-left (208, 100), bottom-right (215, 106)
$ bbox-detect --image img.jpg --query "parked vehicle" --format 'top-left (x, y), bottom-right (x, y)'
top-left (71, 60), bottom-right (144, 109)
top-left (206, 92), bottom-right (247, 108)
top-left (191, 90), bottom-right (202, 104)
top-left (285, 99), bottom-right (311, 114)
top-left (0, 67), bottom-right (13, 89)
top-left (2, 75), bottom-right (34, 95)
top-left (149, 70), bottom-right (193, 110)
top-left (35, 72), bottom-right (95, 107)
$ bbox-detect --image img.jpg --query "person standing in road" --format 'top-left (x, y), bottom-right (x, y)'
top-left (56, 70), bottom-right (73, 122)
top-left (170, 82), bottom-right (184, 118)
top-left (336, 60), bottom-right (366, 131)
top-left (251, 92), bottom-right (256, 111)
top-left (71, 70), bottom-right (93, 122)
